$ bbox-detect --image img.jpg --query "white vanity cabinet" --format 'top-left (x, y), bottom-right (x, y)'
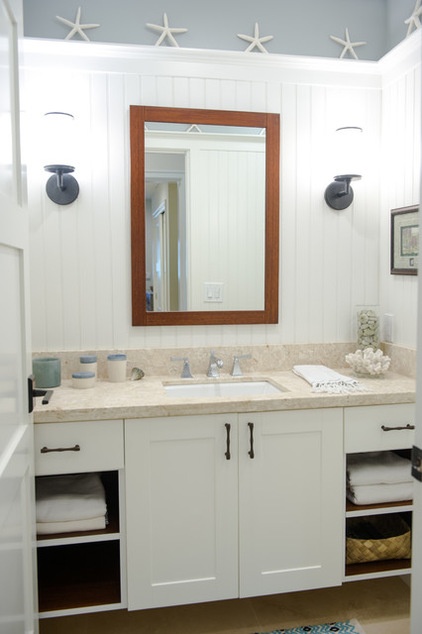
top-left (125, 413), bottom-right (239, 610)
top-left (34, 420), bottom-right (126, 616)
top-left (239, 408), bottom-right (344, 597)
top-left (125, 408), bottom-right (344, 610)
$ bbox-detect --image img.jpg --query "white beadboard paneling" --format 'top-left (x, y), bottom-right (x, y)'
top-left (379, 58), bottom-right (421, 349)
top-left (23, 38), bottom-right (420, 353)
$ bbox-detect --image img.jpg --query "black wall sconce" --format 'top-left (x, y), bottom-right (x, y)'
top-left (43, 112), bottom-right (79, 205)
top-left (324, 126), bottom-right (363, 210)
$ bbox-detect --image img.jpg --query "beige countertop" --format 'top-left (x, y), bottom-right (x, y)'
top-left (33, 369), bottom-right (416, 423)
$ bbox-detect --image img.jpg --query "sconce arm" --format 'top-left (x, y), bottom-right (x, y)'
top-left (325, 173), bottom-right (361, 210)
top-left (44, 164), bottom-right (79, 205)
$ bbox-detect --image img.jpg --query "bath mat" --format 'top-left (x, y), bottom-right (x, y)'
top-left (254, 618), bottom-right (366, 634)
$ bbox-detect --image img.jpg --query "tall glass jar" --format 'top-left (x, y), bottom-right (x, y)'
top-left (356, 306), bottom-right (380, 350)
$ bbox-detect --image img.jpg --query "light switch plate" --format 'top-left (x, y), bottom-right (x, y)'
top-left (204, 282), bottom-right (224, 303)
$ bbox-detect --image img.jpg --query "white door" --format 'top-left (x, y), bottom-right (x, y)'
top-left (0, 0), bottom-right (36, 632)
top-left (125, 415), bottom-right (238, 609)
top-left (411, 180), bottom-right (422, 632)
top-left (151, 201), bottom-right (169, 312)
top-left (239, 409), bottom-right (344, 597)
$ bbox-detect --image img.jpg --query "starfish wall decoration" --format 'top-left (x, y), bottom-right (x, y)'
top-left (237, 22), bottom-right (274, 53)
top-left (330, 27), bottom-right (366, 59)
top-left (146, 13), bottom-right (188, 47)
top-left (56, 6), bottom-right (100, 41)
top-left (405, 0), bottom-right (422, 36)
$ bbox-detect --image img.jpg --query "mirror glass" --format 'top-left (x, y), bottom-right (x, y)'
top-left (130, 106), bottom-right (280, 326)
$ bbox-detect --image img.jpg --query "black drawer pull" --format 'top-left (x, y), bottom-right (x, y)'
top-left (40, 444), bottom-right (81, 453)
top-left (248, 422), bottom-right (255, 459)
top-left (224, 423), bottom-right (231, 460)
top-left (381, 424), bottom-right (415, 432)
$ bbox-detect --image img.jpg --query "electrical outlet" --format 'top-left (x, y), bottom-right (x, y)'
top-left (383, 313), bottom-right (394, 343)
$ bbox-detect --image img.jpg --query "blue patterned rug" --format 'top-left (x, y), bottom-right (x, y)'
top-left (254, 619), bottom-right (366, 634)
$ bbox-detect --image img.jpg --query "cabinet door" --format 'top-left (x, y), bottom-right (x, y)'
top-left (125, 414), bottom-right (238, 609)
top-left (239, 408), bottom-right (343, 597)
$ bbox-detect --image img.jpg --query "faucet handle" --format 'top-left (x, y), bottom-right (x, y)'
top-left (171, 356), bottom-right (193, 379)
top-left (231, 353), bottom-right (252, 377)
top-left (211, 350), bottom-right (223, 368)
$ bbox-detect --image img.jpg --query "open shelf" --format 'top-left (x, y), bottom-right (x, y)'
top-left (37, 471), bottom-right (119, 544)
top-left (345, 558), bottom-right (411, 578)
top-left (344, 440), bottom-right (414, 583)
top-left (36, 470), bottom-right (123, 614)
top-left (346, 498), bottom-right (413, 516)
top-left (37, 540), bottom-right (121, 612)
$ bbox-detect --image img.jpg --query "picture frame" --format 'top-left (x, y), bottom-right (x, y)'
top-left (390, 205), bottom-right (419, 275)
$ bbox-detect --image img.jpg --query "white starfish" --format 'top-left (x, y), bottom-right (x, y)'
top-left (146, 13), bottom-right (188, 47)
top-left (330, 28), bottom-right (366, 60)
top-left (405, 0), bottom-right (422, 36)
top-left (237, 22), bottom-right (274, 53)
top-left (56, 6), bottom-right (100, 42)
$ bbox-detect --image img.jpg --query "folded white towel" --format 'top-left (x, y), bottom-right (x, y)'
top-left (36, 473), bottom-right (107, 523)
top-left (37, 515), bottom-right (107, 535)
top-left (347, 481), bottom-right (414, 505)
top-left (293, 364), bottom-right (366, 394)
top-left (347, 451), bottom-right (412, 486)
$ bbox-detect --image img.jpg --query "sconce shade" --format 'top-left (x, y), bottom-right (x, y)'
top-left (325, 126), bottom-right (363, 210)
top-left (43, 112), bottom-right (79, 205)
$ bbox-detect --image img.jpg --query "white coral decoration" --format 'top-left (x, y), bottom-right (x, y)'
top-left (345, 348), bottom-right (391, 376)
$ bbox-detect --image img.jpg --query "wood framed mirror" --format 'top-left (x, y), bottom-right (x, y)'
top-left (130, 105), bottom-right (279, 326)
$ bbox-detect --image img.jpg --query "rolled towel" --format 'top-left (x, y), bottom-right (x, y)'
top-left (347, 451), bottom-right (412, 486)
top-left (347, 481), bottom-right (414, 505)
top-left (36, 473), bottom-right (107, 523)
top-left (293, 364), bottom-right (366, 394)
top-left (37, 515), bottom-right (107, 535)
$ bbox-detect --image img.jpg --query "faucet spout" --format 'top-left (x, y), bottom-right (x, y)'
top-left (207, 351), bottom-right (223, 378)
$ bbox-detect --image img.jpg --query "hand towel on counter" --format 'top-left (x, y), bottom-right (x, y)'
top-left (292, 364), bottom-right (366, 394)
top-left (346, 481), bottom-right (414, 505)
top-left (347, 451), bottom-right (412, 486)
top-left (36, 473), bottom-right (107, 523)
top-left (36, 515), bottom-right (107, 535)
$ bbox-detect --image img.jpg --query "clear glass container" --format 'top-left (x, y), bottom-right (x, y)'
top-left (355, 305), bottom-right (380, 350)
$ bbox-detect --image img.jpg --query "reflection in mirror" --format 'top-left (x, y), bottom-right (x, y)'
top-left (130, 106), bottom-right (280, 326)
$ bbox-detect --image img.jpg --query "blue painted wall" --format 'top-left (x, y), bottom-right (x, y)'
top-left (23, 0), bottom-right (416, 61)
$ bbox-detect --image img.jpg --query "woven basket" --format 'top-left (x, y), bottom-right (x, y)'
top-left (346, 515), bottom-right (411, 565)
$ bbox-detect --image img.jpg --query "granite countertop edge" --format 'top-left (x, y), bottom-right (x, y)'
top-left (33, 370), bottom-right (416, 424)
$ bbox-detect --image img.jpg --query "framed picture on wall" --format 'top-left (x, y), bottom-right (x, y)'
top-left (390, 205), bottom-right (419, 275)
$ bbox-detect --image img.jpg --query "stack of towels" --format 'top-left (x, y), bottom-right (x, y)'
top-left (36, 472), bottom-right (108, 535)
top-left (346, 451), bottom-right (414, 505)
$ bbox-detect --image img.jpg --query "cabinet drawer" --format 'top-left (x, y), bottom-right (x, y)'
top-left (34, 420), bottom-right (124, 475)
top-left (344, 404), bottom-right (415, 453)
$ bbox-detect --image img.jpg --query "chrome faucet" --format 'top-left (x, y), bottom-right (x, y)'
top-left (207, 351), bottom-right (223, 378)
top-left (230, 353), bottom-right (252, 377)
top-left (171, 356), bottom-right (193, 379)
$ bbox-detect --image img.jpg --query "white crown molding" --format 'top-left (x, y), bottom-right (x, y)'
top-left (22, 37), bottom-right (381, 88)
top-left (22, 31), bottom-right (420, 89)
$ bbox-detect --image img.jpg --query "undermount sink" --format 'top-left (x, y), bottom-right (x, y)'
top-left (164, 379), bottom-right (286, 399)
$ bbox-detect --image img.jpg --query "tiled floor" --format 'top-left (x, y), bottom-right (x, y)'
top-left (39, 576), bottom-right (410, 634)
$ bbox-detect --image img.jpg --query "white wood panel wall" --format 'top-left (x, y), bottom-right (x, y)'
top-left (22, 36), bottom-right (420, 352)
top-left (379, 46), bottom-right (421, 349)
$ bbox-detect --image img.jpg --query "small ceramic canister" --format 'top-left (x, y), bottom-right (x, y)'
top-left (72, 371), bottom-right (96, 389)
top-left (32, 357), bottom-right (61, 388)
top-left (79, 355), bottom-right (97, 379)
top-left (107, 353), bottom-right (127, 382)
